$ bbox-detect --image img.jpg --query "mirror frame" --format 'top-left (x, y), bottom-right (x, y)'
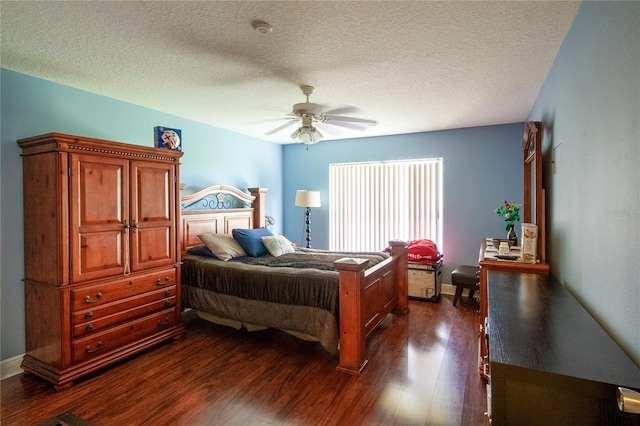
top-left (522, 121), bottom-right (545, 262)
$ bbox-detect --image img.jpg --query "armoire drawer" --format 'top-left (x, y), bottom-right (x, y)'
top-left (72, 308), bottom-right (177, 364)
top-left (72, 269), bottom-right (176, 311)
top-left (72, 290), bottom-right (176, 338)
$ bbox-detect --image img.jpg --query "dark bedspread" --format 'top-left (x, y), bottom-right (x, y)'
top-left (181, 249), bottom-right (389, 319)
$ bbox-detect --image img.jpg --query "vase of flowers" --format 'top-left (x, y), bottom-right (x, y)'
top-left (506, 224), bottom-right (517, 246)
top-left (495, 200), bottom-right (521, 246)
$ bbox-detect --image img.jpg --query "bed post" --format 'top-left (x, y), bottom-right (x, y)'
top-left (390, 240), bottom-right (409, 315)
top-left (248, 187), bottom-right (268, 229)
top-left (334, 257), bottom-right (369, 375)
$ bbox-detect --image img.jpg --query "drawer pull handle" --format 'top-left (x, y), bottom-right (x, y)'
top-left (164, 300), bottom-right (171, 307)
top-left (86, 324), bottom-right (93, 332)
top-left (84, 293), bottom-right (102, 303)
top-left (164, 290), bottom-right (170, 297)
top-left (156, 277), bottom-right (170, 286)
top-left (157, 317), bottom-right (170, 327)
top-left (85, 341), bottom-right (103, 353)
top-left (85, 312), bottom-right (93, 320)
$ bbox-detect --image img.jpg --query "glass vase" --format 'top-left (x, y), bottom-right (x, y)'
top-left (507, 224), bottom-right (518, 246)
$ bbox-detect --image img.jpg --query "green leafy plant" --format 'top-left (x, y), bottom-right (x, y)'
top-left (495, 200), bottom-right (521, 231)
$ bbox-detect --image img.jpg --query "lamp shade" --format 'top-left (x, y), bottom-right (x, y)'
top-left (290, 125), bottom-right (323, 144)
top-left (295, 190), bottom-right (321, 208)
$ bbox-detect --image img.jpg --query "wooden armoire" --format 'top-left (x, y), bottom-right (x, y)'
top-left (18, 133), bottom-right (184, 390)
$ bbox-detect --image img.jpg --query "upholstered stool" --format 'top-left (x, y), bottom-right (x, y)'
top-left (451, 265), bottom-right (479, 307)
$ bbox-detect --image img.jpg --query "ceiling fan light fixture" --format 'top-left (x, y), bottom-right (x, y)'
top-left (266, 84), bottom-right (377, 143)
top-left (291, 125), bottom-right (323, 144)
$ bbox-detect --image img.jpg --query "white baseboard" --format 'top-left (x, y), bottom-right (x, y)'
top-left (407, 282), bottom-right (475, 297)
top-left (442, 283), bottom-right (478, 298)
top-left (1, 354), bottom-right (24, 380)
top-left (442, 283), bottom-right (455, 295)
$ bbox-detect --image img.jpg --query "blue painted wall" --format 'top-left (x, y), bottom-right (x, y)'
top-left (282, 125), bottom-right (525, 282)
top-left (527, 1), bottom-right (640, 366)
top-left (0, 70), bottom-right (283, 360)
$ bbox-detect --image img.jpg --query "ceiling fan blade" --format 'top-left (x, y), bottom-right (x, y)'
top-left (323, 105), bottom-right (361, 116)
top-left (324, 115), bottom-right (378, 126)
top-left (313, 123), bottom-right (334, 136)
top-left (321, 121), bottom-right (368, 132)
top-left (265, 120), bottom-right (299, 136)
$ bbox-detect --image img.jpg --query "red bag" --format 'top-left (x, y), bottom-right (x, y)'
top-left (407, 239), bottom-right (442, 264)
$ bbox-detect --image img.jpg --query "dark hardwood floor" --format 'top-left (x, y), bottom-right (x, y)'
top-left (1, 295), bottom-right (486, 426)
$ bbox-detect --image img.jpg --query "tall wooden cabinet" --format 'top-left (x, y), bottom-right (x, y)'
top-left (18, 133), bottom-right (184, 390)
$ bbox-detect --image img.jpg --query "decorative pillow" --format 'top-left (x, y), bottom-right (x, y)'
top-left (232, 227), bottom-right (273, 257)
top-left (197, 233), bottom-right (247, 261)
top-left (186, 244), bottom-right (216, 258)
top-left (261, 235), bottom-right (296, 257)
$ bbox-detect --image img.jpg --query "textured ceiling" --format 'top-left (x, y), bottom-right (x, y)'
top-left (1, 1), bottom-right (581, 144)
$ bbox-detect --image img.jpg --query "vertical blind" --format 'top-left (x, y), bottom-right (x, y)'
top-left (329, 159), bottom-right (443, 252)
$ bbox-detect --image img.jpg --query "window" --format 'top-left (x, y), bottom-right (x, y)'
top-left (329, 159), bottom-right (443, 252)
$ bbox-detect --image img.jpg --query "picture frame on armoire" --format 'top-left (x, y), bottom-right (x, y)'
top-left (155, 126), bottom-right (182, 151)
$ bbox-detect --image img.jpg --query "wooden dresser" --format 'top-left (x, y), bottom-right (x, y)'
top-left (18, 133), bottom-right (184, 390)
top-left (478, 239), bottom-right (549, 378)
top-left (486, 270), bottom-right (640, 425)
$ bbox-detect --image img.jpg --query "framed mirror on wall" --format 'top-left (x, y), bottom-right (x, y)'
top-left (522, 121), bottom-right (545, 262)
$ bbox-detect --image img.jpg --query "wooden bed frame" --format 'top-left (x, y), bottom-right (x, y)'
top-left (179, 185), bottom-right (408, 375)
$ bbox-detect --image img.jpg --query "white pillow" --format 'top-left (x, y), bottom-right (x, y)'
top-left (197, 233), bottom-right (246, 261)
top-left (261, 235), bottom-right (296, 257)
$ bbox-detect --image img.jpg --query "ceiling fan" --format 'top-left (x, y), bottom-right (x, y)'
top-left (266, 85), bottom-right (378, 145)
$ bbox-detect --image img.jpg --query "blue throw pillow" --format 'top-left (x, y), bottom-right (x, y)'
top-left (232, 227), bottom-right (274, 257)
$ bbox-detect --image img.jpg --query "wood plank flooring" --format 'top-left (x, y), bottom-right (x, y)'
top-left (1, 295), bottom-right (486, 426)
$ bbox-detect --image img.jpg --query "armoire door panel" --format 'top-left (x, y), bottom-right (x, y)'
top-left (130, 161), bottom-right (175, 270)
top-left (134, 227), bottom-right (172, 265)
top-left (75, 158), bottom-right (126, 226)
top-left (77, 231), bottom-right (124, 274)
top-left (70, 154), bottom-right (129, 282)
top-left (131, 162), bottom-right (173, 222)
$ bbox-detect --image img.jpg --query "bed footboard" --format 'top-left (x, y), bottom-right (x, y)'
top-left (333, 240), bottom-right (408, 375)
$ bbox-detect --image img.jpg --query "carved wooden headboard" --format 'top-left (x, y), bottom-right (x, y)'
top-left (179, 185), bottom-right (267, 255)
